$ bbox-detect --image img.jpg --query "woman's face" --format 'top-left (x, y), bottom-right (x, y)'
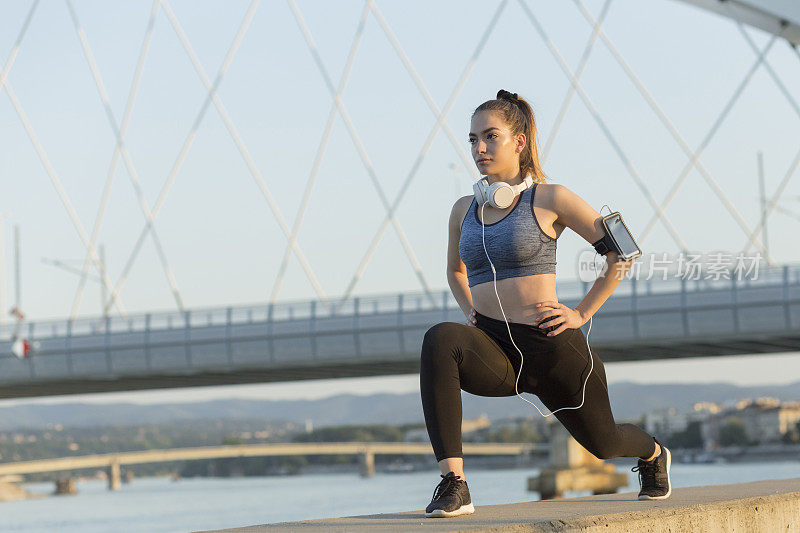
top-left (469, 110), bottom-right (524, 179)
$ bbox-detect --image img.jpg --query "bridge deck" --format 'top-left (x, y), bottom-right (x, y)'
top-left (1, 266), bottom-right (798, 398)
top-left (197, 477), bottom-right (800, 533)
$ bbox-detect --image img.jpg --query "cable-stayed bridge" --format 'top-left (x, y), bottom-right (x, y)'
top-left (1, 1), bottom-right (799, 400)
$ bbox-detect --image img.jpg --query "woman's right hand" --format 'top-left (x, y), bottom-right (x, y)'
top-left (465, 308), bottom-right (477, 327)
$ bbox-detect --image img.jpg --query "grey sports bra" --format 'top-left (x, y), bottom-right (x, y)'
top-left (457, 183), bottom-right (557, 287)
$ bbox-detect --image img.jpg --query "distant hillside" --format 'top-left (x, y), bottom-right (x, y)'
top-left (0, 380), bottom-right (798, 431)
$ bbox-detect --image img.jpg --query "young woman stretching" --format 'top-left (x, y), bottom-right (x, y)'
top-left (420, 89), bottom-right (671, 518)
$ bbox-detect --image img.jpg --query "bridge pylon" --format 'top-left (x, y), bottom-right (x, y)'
top-left (108, 459), bottom-right (121, 491)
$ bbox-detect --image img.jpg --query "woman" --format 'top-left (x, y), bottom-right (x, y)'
top-left (420, 90), bottom-right (671, 518)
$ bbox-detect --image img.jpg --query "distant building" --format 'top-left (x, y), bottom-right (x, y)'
top-left (462, 414), bottom-right (491, 434)
top-left (488, 415), bottom-right (548, 434)
top-left (645, 407), bottom-right (688, 436)
top-left (738, 399), bottom-right (800, 444)
top-left (702, 398), bottom-right (800, 448)
top-left (645, 402), bottom-right (719, 438)
top-left (404, 414), bottom-right (491, 443)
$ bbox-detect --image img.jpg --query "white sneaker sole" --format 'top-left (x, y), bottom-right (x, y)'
top-left (425, 502), bottom-right (475, 518)
top-left (638, 446), bottom-right (672, 500)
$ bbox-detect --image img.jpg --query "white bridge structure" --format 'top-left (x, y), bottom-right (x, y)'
top-left (1, 1), bottom-right (799, 398)
top-left (0, 265), bottom-right (798, 399)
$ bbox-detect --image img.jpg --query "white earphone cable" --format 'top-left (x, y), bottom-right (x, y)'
top-left (478, 198), bottom-right (598, 417)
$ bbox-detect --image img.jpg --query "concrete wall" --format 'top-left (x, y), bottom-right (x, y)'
top-left (199, 477), bottom-right (800, 533)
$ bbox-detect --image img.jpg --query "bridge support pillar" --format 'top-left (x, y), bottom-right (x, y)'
top-left (359, 450), bottom-right (375, 478)
top-left (108, 460), bottom-right (121, 491)
top-left (54, 477), bottom-right (77, 495)
top-left (528, 424), bottom-right (627, 500)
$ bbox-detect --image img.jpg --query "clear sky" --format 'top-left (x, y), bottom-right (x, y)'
top-left (1, 0), bottom-right (799, 404)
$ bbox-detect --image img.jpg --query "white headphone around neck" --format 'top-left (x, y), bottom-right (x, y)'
top-left (472, 174), bottom-right (534, 209)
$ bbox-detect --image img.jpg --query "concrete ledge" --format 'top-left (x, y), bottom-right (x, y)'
top-left (197, 477), bottom-right (800, 533)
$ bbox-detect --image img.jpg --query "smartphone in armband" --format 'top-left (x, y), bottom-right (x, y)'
top-left (592, 212), bottom-right (642, 262)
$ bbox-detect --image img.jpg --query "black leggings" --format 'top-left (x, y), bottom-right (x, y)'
top-left (420, 311), bottom-right (656, 462)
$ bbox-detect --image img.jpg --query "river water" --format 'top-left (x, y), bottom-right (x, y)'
top-left (3, 461), bottom-right (800, 532)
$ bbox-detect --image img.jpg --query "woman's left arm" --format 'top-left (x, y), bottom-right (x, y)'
top-left (535, 184), bottom-right (634, 336)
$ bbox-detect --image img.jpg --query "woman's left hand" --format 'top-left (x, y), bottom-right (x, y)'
top-left (535, 301), bottom-right (587, 336)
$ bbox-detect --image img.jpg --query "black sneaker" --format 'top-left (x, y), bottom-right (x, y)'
top-left (631, 437), bottom-right (672, 500)
top-left (425, 471), bottom-right (475, 518)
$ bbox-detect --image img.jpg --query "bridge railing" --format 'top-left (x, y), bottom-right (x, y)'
top-left (3, 264), bottom-right (799, 342)
top-left (0, 264), bottom-right (796, 390)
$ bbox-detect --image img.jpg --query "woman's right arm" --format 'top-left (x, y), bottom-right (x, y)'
top-left (446, 197), bottom-right (476, 326)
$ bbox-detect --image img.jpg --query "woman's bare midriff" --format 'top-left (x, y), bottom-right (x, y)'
top-left (470, 272), bottom-right (557, 326)
top-left (457, 183), bottom-right (562, 325)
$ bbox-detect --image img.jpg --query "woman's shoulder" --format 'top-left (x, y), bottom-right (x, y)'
top-left (534, 181), bottom-right (569, 195)
top-left (454, 194), bottom-right (474, 210)
top-left (535, 181), bottom-right (599, 236)
top-left (449, 194), bottom-right (474, 228)
top-left (533, 182), bottom-right (573, 208)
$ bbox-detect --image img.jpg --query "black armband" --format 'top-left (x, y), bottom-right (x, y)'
top-left (592, 234), bottom-right (614, 256)
top-left (591, 212), bottom-right (642, 262)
